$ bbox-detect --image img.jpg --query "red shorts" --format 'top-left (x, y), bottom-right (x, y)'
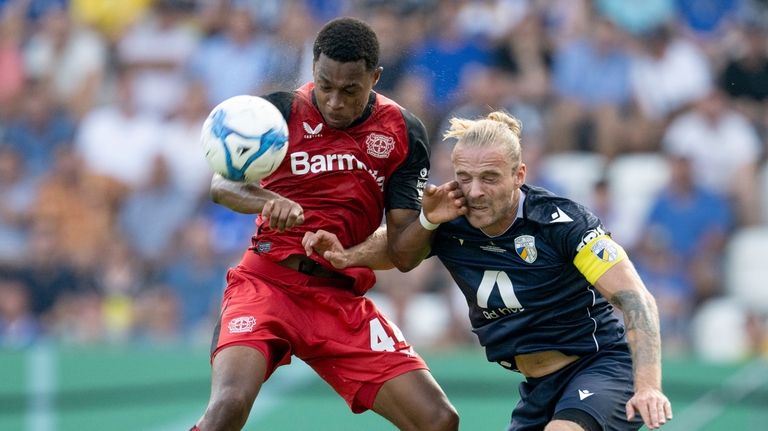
top-left (211, 254), bottom-right (428, 413)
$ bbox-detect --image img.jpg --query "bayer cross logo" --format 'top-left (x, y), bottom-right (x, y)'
top-left (228, 316), bottom-right (257, 334)
top-left (365, 133), bottom-right (395, 158)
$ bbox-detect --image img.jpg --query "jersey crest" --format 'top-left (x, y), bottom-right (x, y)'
top-left (365, 133), bottom-right (395, 158)
top-left (514, 235), bottom-right (537, 263)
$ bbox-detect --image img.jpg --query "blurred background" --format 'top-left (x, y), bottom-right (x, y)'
top-left (1, 0), bottom-right (767, 430)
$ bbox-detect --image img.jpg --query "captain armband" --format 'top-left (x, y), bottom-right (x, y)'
top-left (573, 234), bottom-right (627, 285)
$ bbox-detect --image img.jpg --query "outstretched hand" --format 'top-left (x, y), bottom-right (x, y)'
top-left (302, 230), bottom-right (349, 269)
top-left (262, 197), bottom-right (304, 232)
top-left (422, 181), bottom-right (467, 224)
top-left (626, 387), bottom-right (673, 429)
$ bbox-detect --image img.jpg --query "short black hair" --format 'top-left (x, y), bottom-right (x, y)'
top-left (313, 17), bottom-right (379, 71)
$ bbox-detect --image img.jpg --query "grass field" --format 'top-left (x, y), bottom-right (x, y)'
top-left (1, 344), bottom-right (766, 430)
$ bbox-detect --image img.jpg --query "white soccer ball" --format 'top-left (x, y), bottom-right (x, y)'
top-left (201, 95), bottom-right (289, 183)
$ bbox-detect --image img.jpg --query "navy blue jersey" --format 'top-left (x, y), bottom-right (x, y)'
top-left (430, 185), bottom-right (626, 367)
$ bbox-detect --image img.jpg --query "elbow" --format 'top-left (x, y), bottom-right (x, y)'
top-left (391, 258), bottom-right (420, 273)
top-left (210, 186), bottom-right (223, 204)
top-left (209, 175), bottom-right (225, 204)
top-left (387, 248), bottom-right (425, 273)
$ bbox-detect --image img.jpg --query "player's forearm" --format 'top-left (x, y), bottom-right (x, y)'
top-left (210, 174), bottom-right (280, 214)
top-left (612, 288), bottom-right (663, 391)
top-left (345, 227), bottom-right (395, 270)
top-left (386, 218), bottom-right (434, 272)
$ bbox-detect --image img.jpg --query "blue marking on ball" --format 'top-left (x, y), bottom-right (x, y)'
top-left (210, 109), bottom-right (288, 181)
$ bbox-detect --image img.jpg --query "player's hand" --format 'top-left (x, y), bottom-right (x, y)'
top-left (422, 181), bottom-right (467, 224)
top-left (262, 198), bottom-right (304, 232)
top-left (626, 387), bottom-right (673, 429)
top-left (302, 230), bottom-right (349, 268)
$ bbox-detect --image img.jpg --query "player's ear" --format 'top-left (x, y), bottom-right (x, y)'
top-left (371, 66), bottom-right (383, 86)
top-left (516, 163), bottom-right (527, 187)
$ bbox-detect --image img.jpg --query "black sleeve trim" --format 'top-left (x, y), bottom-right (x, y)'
top-left (384, 108), bottom-right (431, 210)
top-left (261, 91), bottom-right (295, 123)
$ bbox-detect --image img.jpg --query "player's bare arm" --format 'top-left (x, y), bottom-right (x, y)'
top-left (210, 173), bottom-right (304, 232)
top-left (302, 227), bottom-right (394, 270)
top-left (302, 181), bottom-right (466, 271)
top-left (385, 182), bottom-right (466, 271)
top-left (594, 259), bottom-right (673, 429)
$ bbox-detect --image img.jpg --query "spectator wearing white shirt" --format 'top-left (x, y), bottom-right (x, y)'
top-left (662, 89), bottom-right (762, 225)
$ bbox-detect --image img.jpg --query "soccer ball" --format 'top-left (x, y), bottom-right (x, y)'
top-left (201, 95), bottom-right (289, 182)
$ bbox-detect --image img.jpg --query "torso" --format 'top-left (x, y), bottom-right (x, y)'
top-left (431, 185), bottom-right (627, 369)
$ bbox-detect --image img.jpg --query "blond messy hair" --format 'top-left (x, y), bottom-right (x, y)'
top-left (443, 111), bottom-right (523, 167)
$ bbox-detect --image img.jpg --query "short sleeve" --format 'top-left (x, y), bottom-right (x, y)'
top-left (385, 109), bottom-right (430, 211)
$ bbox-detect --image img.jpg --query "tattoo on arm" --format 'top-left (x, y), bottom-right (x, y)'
top-left (611, 290), bottom-right (661, 369)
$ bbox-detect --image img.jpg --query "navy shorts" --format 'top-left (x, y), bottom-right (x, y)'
top-left (508, 343), bottom-right (644, 431)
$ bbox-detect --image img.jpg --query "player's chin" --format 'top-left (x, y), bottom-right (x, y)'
top-left (466, 212), bottom-right (491, 229)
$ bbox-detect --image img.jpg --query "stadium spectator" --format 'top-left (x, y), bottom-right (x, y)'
top-left (23, 4), bottom-right (107, 118)
top-left (662, 88), bottom-right (762, 225)
top-left (186, 2), bottom-right (276, 106)
top-left (192, 17), bottom-right (458, 431)
top-left (595, 0), bottom-right (676, 36)
top-left (3, 79), bottom-right (76, 176)
top-left (162, 217), bottom-right (226, 342)
top-left (548, 15), bottom-right (632, 157)
top-left (259, 0), bottom-right (316, 92)
top-left (70, 0), bottom-right (154, 42)
top-left (30, 148), bottom-right (121, 271)
top-left (117, 155), bottom-right (196, 272)
top-left (17, 220), bottom-right (96, 324)
top-left (0, 146), bottom-right (38, 262)
top-left (0, 278), bottom-right (40, 349)
top-left (116, 0), bottom-right (200, 118)
top-left (0, 2), bottom-right (24, 119)
top-left (627, 24), bottom-right (712, 151)
top-left (403, 6), bottom-right (491, 113)
top-left (304, 111), bottom-right (673, 430)
top-left (719, 21), bottom-right (768, 137)
top-left (74, 67), bottom-right (164, 189)
top-left (634, 153), bottom-right (734, 353)
top-left (156, 82), bottom-right (213, 201)
top-left (491, 9), bottom-right (552, 106)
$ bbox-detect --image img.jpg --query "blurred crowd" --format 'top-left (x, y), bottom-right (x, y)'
top-left (1, 0), bottom-right (767, 361)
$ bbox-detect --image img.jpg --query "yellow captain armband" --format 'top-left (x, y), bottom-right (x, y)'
top-left (573, 235), bottom-right (627, 285)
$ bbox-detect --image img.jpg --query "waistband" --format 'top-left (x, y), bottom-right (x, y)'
top-left (238, 251), bottom-right (353, 289)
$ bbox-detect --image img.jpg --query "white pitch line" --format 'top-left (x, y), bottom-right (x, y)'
top-left (665, 358), bottom-right (768, 431)
top-left (26, 342), bottom-right (55, 431)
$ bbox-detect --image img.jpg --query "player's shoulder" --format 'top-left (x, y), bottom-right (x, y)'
top-left (522, 184), bottom-right (596, 227)
top-left (375, 92), bottom-right (424, 127)
top-left (261, 91), bottom-right (297, 121)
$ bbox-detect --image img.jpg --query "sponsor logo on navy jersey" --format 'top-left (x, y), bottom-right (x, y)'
top-left (514, 235), bottom-right (537, 263)
top-left (576, 226), bottom-right (606, 252)
top-left (416, 168), bottom-right (428, 200)
top-left (550, 207), bottom-right (574, 223)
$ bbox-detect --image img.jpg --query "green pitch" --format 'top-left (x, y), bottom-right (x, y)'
top-left (0, 345), bottom-right (766, 430)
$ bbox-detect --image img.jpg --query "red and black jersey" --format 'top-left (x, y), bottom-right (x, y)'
top-left (242, 83), bottom-right (430, 294)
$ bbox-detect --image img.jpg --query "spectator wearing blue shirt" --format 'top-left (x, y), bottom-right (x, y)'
top-left (186, 4), bottom-right (275, 105)
top-left (634, 153), bottom-right (733, 352)
top-left (548, 16), bottom-right (632, 157)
